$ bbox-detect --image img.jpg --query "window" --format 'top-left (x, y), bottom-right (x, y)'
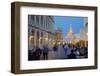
top-left (41, 16), bottom-right (43, 25)
top-left (46, 18), bottom-right (48, 29)
top-left (36, 16), bottom-right (39, 25)
top-left (31, 15), bottom-right (35, 23)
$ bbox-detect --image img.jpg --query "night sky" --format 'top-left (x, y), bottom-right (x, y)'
top-left (54, 16), bottom-right (85, 37)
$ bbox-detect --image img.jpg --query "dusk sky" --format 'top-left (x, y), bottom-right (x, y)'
top-left (54, 16), bottom-right (85, 37)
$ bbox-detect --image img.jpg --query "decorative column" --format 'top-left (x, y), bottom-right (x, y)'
top-left (39, 16), bottom-right (41, 27)
top-left (39, 31), bottom-right (41, 46)
top-left (34, 29), bottom-right (37, 46)
top-left (34, 16), bottom-right (36, 25)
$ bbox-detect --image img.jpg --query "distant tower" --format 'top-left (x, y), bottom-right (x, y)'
top-left (66, 24), bottom-right (74, 43)
top-left (67, 24), bottom-right (73, 37)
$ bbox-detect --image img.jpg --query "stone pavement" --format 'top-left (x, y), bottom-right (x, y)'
top-left (48, 49), bottom-right (67, 59)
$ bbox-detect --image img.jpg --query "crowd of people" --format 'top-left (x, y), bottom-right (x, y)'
top-left (28, 43), bottom-right (88, 61)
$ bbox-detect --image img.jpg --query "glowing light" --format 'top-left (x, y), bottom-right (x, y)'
top-left (45, 38), bottom-right (48, 41)
top-left (29, 35), bottom-right (34, 40)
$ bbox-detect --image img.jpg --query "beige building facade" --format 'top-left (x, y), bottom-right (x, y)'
top-left (28, 15), bottom-right (54, 50)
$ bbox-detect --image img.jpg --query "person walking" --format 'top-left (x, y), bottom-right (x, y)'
top-left (53, 44), bottom-right (58, 52)
top-left (35, 46), bottom-right (42, 60)
top-left (43, 45), bottom-right (49, 60)
top-left (68, 49), bottom-right (76, 59)
top-left (63, 44), bottom-right (68, 57)
top-left (66, 45), bottom-right (73, 58)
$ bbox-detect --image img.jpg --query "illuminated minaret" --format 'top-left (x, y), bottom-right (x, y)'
top-left (66, 24), bottom-right (74, 43)
top-left (67, 24), bottom-right (73, 37)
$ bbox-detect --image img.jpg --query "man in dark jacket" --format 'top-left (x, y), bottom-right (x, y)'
top-left (43, 45), bottom-right (49, 60)
top-left (68, 49), bottom-right (76, 59)
top-left (35, 46), bottom-right (42, 60)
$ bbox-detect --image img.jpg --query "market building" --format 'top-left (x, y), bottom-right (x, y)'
top-left (54, 28), bottom-right (63, 44)
top-left (79, 18), bottom-right (88, 47)
top-left (28, 15), bottom-right (55, 50)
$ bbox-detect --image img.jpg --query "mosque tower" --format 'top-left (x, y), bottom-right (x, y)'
top-left (67, 24), bottom-right (73, 37)
top-left (65, 24), bottom-right (74, 43)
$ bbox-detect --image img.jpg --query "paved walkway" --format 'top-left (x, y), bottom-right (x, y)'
top-left (48, 49), bottom-right (67, 59)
